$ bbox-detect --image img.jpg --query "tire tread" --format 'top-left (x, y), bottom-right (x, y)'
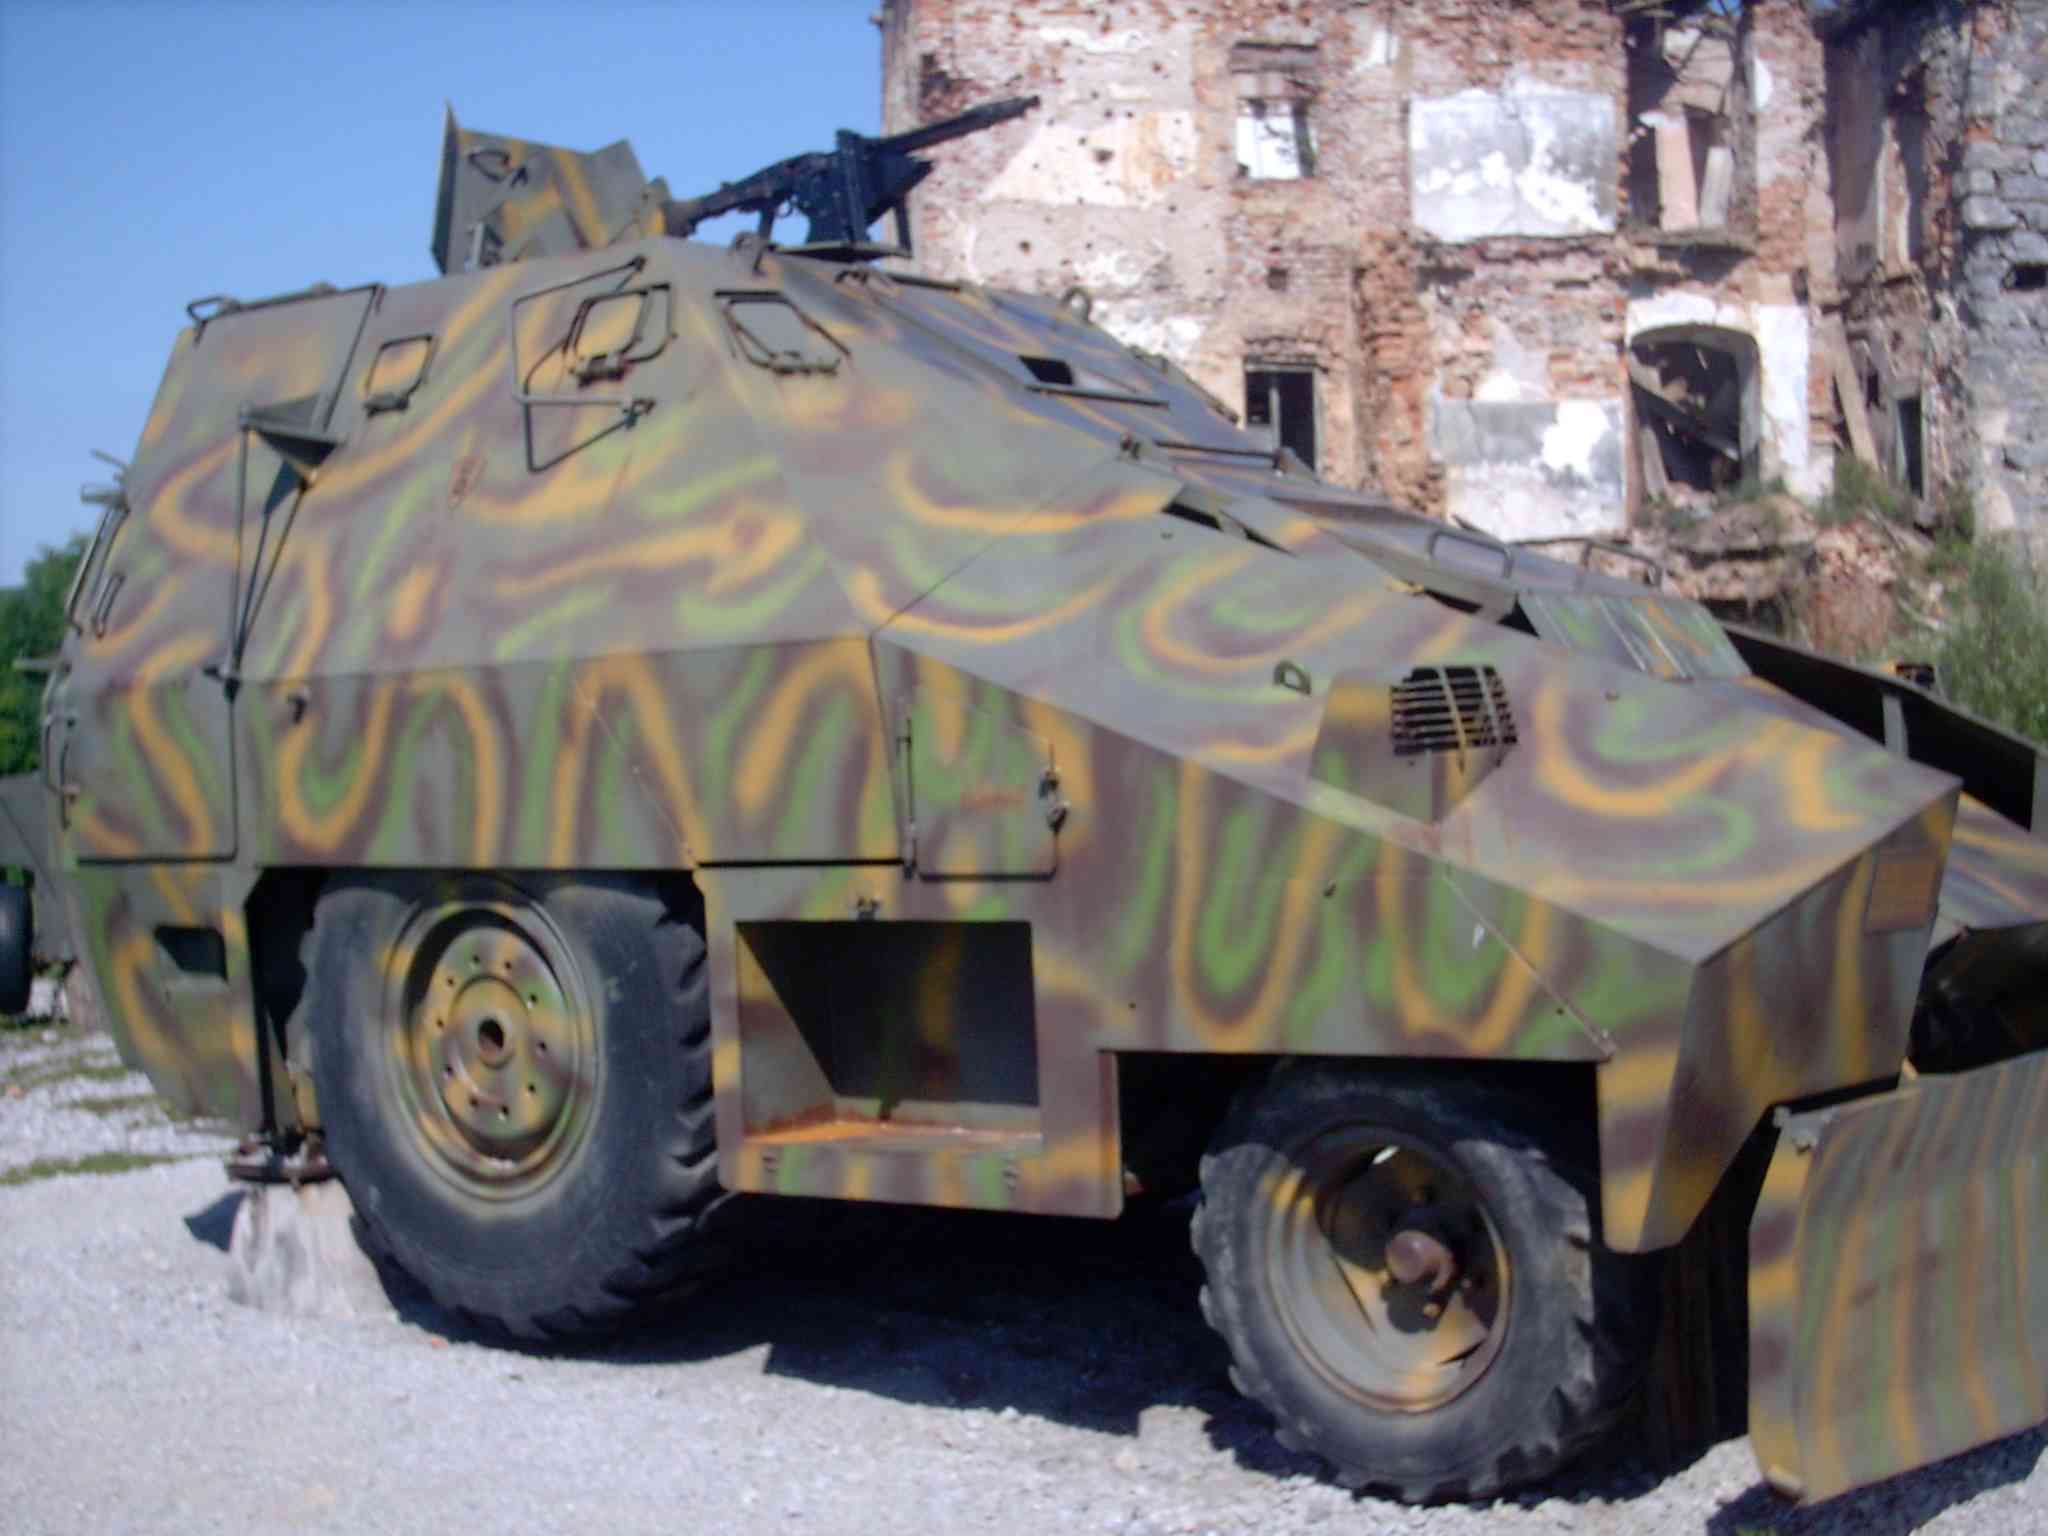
top-left (1190, 1063), bottom-right (1655, 1502)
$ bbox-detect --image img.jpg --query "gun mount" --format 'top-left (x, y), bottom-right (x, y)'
top-left (432, 96), bottom-right (1038, 273)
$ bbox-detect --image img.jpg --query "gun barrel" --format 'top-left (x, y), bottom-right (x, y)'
top-left (661, 95), bottom-right (1040, 251)
top-left (879, 95), bottom-right (1040, 157)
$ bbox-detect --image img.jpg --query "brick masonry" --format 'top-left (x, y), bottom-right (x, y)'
top-left (879, 0), bottom-right (2048, 546)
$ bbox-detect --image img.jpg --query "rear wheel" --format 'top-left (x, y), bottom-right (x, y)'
top-left (306, 874), bottom-right (730, 1336)
top-left (0, 883), bottom-right (29, 1016)
top-left (1193, 1064), bottom-right (1654, 1501)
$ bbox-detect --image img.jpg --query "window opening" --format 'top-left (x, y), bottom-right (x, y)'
top-left (1012, 350), bottom-right (1166, 405)
top-left (1629, 326), bottom-right (1759, 508)
top-left (155, 925), bottom-right (227, 980)
top-left (2009, 264), bottom-right (2048, 292)
top-left (1245, 367), bottom-right (1316, 471)
top-left (1019, 355), bottom-right (1075, 386)
top-left (1232, 43), bottom-right (1318, 181)
top-left (1896, 396), bottom-right (1924, 499)
top-left (1625, 17), bottom-right (1744, 235)
top-left (1237, 99), bottom-right (1315, 179)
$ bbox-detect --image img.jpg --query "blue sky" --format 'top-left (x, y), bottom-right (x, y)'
top-left (0, 0), bottom-right (881, 584)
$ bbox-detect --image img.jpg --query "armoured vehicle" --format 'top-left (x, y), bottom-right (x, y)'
top-left (3, 101), bottom-right (2044, 1506)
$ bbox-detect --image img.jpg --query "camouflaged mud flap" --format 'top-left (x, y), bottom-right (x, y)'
top-left (1747, 1050), bottom-right (2048, 1502)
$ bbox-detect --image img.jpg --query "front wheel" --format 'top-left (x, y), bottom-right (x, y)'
top-left (306, 874), bottom-right (730, 1337)
top-left (1192, 1064), bottom-right (1655, 1501)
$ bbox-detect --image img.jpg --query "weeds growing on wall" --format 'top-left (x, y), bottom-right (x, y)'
top-left (1818, 454), bottom-right (1913, 527)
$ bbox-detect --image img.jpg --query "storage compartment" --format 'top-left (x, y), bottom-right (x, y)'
top-left (734, 920), bottom-right (1041, 1142)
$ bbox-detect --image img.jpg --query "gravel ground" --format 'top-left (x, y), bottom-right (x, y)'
top-left (0, 1023), bottom-right (2041, 1536)
top-left (0, 1023), bottom-right (238, 1179)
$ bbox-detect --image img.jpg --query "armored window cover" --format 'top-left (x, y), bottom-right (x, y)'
top-left (571, 294), bottom-right (645, 377)
top-left (362, 335), bottom-right (434, 412)
top-left (567, 288), bottom-right (671, 381)
top-left (720, 293), bottom-right (845, 375)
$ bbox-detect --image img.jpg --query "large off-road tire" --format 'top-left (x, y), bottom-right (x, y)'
top-left (1193, 1063), bottom-right (1654, 1502)
top-left (0, 882), bottom-right (30, 1017)
top-left (306, 874), bottom-right (731, 1337)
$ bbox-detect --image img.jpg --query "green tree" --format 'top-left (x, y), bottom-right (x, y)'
top-left (0, 536), bottom-right (87, 775)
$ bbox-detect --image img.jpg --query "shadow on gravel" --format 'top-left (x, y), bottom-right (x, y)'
top-left (401, 1195), bottom-right (1249, 1440)
top-left (183, 1189), bottom-right (243, 1252)
top-left (185, 1184), bottom-right (2046, 1523)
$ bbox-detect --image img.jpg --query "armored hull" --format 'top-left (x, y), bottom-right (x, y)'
top-left (5, 109), bottom-right (2042, 1505)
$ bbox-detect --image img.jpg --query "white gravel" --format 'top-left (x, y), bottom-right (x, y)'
top-left (0, 1025), bottom-right (237, 1177)
top-left (0, 1024), bottom-right (2041, 1536)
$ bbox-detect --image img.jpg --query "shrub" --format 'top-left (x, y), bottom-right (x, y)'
top-left (0, 536), bottom-right (87, 775)
top-left (1818, 454), bottom-right (1911, 527)
top-left (1937, 536), bottom-right (2048, 746)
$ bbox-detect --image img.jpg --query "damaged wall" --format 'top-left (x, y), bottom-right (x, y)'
top-left (1409, 87), bottom-right (1619, 242)
top-left (878, 0), bottom-right (1839, 539)
top-left (1824, 0), bottom-right (2048, 545)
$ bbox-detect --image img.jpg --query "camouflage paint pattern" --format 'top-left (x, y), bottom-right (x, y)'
top-left (19, 116), bottom-right (2047, 1501)
top-left (1748, 1051), bottom-right (2048, 1502)
top-left (36, 235), bottom-right (2001, 1217)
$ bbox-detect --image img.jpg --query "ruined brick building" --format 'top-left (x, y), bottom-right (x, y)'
top-left (878, 0), bottom-right (2048, 547)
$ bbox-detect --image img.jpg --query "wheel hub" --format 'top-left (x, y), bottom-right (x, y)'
top-left (1272, 1132), bottom-right (1509, 1413)
top-left (1385, 1226), bottom-right (1459, 1293)
top-left (389, 898), bottom-right (596, 1197)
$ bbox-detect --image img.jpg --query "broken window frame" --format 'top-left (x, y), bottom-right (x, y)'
top-left (1244, 363), bottom-right (1318, 472)
top-left (1629, 325), bottom-right (1761, 511)
top-left (1623, 12), bottom-right (1749, 240)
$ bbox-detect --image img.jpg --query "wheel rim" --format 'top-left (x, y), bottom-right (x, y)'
top-left (1267, 1125), bottom-right (1509, 1413)
top-left (380, 892), bottom-right (598, 1201)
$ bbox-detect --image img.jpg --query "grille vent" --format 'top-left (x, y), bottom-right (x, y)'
top-left (1391, 666), bottom-right (1518, 757)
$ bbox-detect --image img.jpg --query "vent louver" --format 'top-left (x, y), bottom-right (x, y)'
top-left (1391, 666), bottom-right (1517, 757)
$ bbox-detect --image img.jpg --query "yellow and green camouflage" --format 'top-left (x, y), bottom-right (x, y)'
top-left (5, 110), bottom-right (2043, 1506)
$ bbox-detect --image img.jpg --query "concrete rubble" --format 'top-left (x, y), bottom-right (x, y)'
top-left (226, 1178), bottom-right (400, 1323)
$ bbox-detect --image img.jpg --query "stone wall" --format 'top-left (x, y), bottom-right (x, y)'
top-left (1825, 1), bottom-right (1975, 526)
top-left (1820, 0), bottom-right (2048, 545)
top-left (878, 0), bottom-right (1840, 538)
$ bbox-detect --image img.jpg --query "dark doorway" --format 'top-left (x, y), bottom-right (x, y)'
top-left (1897, 395), bottom-right (1924, 498)
top-left (1245, 368), bottom-right (1316, 470)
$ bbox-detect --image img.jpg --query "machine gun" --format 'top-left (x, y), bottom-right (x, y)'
top-left (432, 97), bottom-right (1038, 274)
top-left (662, 96), bottom-right (1039, 254)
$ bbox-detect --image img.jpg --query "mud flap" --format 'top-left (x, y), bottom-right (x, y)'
top-left (1747, 1050), bottom-right (2048, 1502)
